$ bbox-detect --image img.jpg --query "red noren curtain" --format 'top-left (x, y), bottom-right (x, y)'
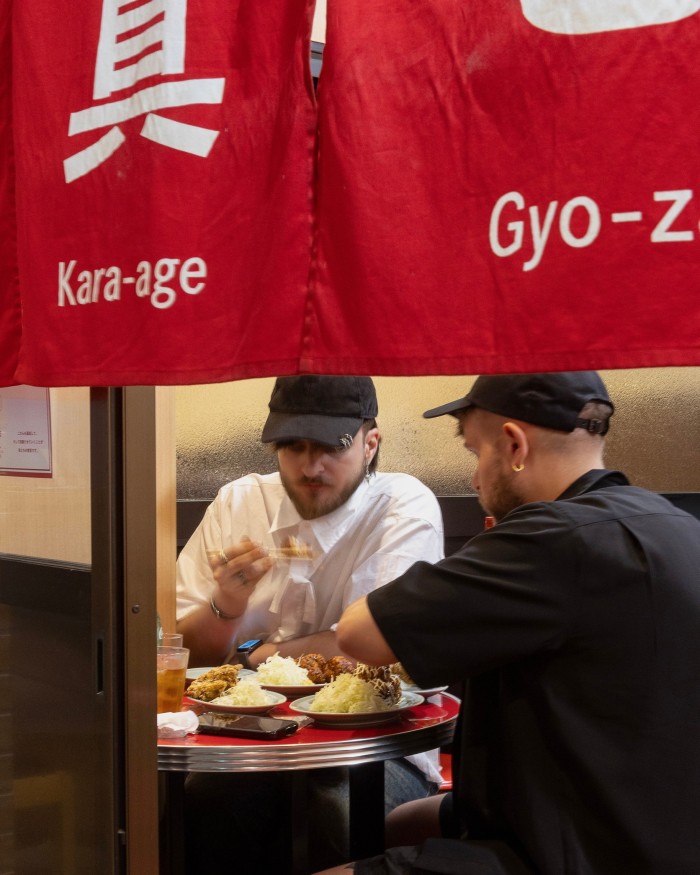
top-left (2, 1), bottom-right (699, 386)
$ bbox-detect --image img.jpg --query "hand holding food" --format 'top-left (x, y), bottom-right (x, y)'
top-left (206, 537), bottom-right (274, 619)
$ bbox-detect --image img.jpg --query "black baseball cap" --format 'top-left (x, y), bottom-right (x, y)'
top-left (261, 376), bottom-right (378, 447)
top-left (423, 372), bottom-right (614, 434)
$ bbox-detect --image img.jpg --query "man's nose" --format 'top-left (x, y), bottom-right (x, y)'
top-left (301, 449), bottom-right (326, 476)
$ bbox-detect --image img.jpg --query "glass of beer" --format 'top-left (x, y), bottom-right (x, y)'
top-left (157, 645), bottom-right (190, 713)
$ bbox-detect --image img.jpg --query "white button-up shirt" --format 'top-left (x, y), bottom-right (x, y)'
top-left (176, 471), bottom-right (445, 782)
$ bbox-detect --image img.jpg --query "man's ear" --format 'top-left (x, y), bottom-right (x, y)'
top-left (502, 421), bottom-right (529, 469)
top-left (364, 427), bottom-right (379, 461)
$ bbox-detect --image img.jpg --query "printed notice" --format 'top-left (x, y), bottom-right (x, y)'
top-left (0, 386), bottom-right (53, 477)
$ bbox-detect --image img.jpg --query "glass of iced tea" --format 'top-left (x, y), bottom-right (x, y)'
top-left (160, 632), bottom-right (184, 647)
top-left (157, 645), bottom-right (190, 713)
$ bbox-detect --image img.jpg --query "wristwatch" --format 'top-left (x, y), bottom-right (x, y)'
top-left (236, 638), bottom-right (263, 670)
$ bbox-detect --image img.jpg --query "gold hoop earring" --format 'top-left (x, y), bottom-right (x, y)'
top-left (512, 463), bottom-right (525, 473)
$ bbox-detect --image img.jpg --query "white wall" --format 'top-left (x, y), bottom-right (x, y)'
top-left (0, 388), bottom-right (91, 563)
top-left (312, 0), bottom-right (326, 42)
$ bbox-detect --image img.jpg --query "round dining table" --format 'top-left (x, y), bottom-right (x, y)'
top-left (158, 691), bottom-right (459, 875)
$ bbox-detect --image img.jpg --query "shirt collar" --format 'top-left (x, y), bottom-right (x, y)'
top-left (556, 469), bottom-right (629, 502)
top-left (269, 477), bottom-right (372, 551)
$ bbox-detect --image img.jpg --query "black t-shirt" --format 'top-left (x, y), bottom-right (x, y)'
top-left (369, 471), bottom-right (700, 875)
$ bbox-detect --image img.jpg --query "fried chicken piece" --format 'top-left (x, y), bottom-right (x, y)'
top-left (326, 655), bottom-right (355, 679)
top-left (272, 536), bottom-right (315, 559)
top-left (354, 663), bottom-right (402, 704)
top-left (187, 664), bottom-right (241, 702)
top-left (389, 662), bottom-right (415, 685)
top-left (297, 653), bottom-right (328, 684)
top-left (297, 653), bottom-right (356, 682)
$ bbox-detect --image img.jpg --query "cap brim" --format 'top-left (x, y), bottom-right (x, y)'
top-left (261, 412), bottom-right (364, 446)
top-left (423, 396), bottom-right (474, 419)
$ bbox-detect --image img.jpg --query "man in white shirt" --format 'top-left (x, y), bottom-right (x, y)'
top-left (176, 375), bottom-right (445, 871)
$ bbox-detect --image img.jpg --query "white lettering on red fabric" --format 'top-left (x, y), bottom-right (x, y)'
top-left (519, 0), bottom-right (700, 35)
top-left (58, 257), bottom-right (207, 309)
top-left (489, 189), bottom-right (697, 271)
top-left (650, 190), bottom-right (694, 243)
top-left (64, 0), bottom-right (225, 183)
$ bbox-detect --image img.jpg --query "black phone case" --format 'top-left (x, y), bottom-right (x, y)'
top-left (197, 712), bottom-right (299, 740)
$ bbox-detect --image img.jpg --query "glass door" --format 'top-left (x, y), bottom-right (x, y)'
top-left (0, 386), bottom-right (170, 874)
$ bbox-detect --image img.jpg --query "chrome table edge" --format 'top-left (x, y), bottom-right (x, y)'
top-left (158, 694), bottom-right (458, 773)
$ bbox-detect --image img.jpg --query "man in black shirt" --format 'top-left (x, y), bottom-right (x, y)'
top-left (319, 372), bottom-right (700, 875)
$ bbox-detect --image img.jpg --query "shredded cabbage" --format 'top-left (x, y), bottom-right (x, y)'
top-left (309, 673), bottom-right (391, 713)
top-left (212, 677), bottom-right (270, 706)
top-left (255, 653), bottom-right (313, 686)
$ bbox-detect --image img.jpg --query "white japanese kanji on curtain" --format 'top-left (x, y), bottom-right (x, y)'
top-left (10, 0), bottom-right (316, 386)
top-left (64, 0), bottom-right (223, 184)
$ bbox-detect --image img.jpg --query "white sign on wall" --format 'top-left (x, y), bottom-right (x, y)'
top-left (0, 386), bottom-right (53, 477)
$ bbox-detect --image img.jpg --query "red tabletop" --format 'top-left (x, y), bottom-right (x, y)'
top-left (158, 692), bottom-right (459, 773)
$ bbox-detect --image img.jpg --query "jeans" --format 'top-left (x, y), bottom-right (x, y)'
top-left (309, 760), bottom-right (440, 869)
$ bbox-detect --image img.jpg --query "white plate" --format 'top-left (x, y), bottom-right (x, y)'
top-left (185, 690), bottom-right (287, 714)
top-left (288, 692), bottom-right (425, 728)
top-left (400, 681), bottom-right (449, 698)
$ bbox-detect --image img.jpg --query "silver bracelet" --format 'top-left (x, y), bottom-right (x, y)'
top-left (209, 595), bottom-right (239, 621)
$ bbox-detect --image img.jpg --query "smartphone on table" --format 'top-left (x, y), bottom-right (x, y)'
top-left (197, 712), bottom-right (300, 740)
